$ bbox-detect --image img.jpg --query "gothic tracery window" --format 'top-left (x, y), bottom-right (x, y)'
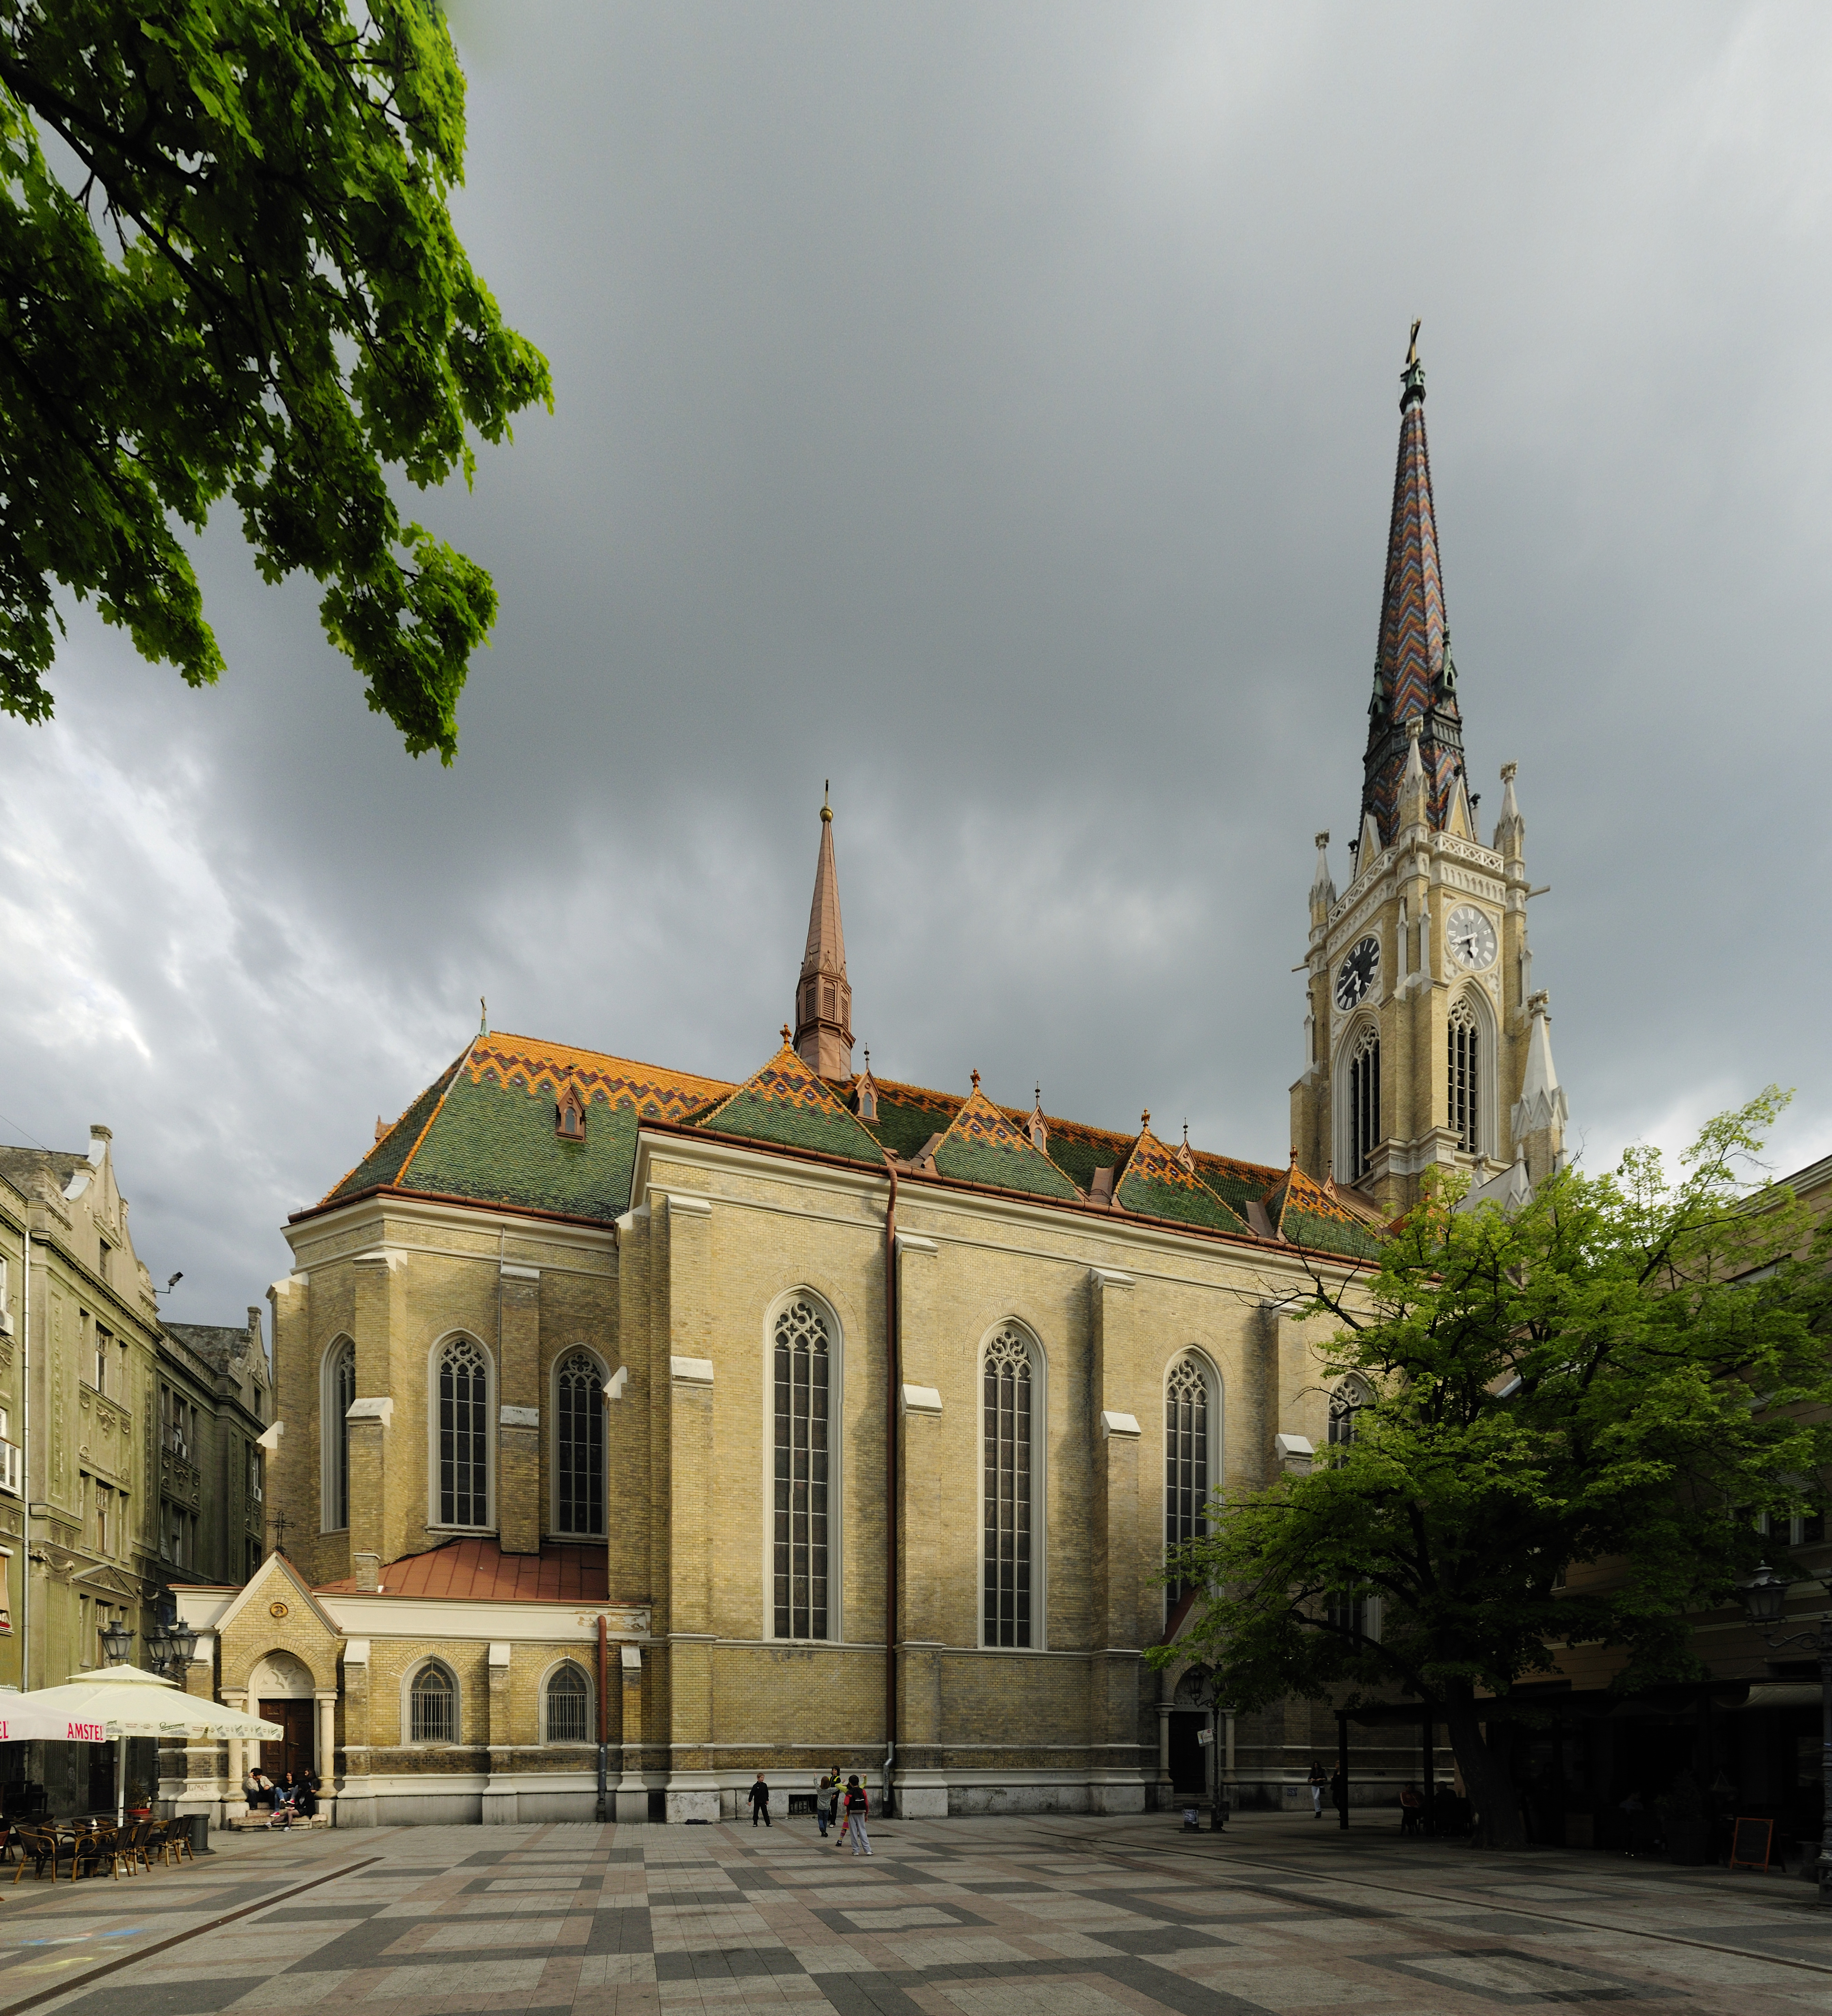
top-left (1165, 1354), bottom-right (1213, 1622)
top-left (1448, 995), bottom-right (1480, 1154)
top-left (555, 1351), bottom-right (605, 1535)
top-left (983, 1326), bottom-right (1035, 1648)
top-left (772, 1298), bottom-right (830, 1640)
top-left (325, 1337), bottom-right (355, 1531)
top-left (1348, 1023), bottom-right (1381, 1181)
top-left (437, 1336), bottom-right (491, 1528)
top-left (1328, 1375), bottom-right (1372, 1455)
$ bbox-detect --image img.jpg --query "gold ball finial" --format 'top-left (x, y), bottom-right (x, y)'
top-left (821, 779), bottom-right (832, 823)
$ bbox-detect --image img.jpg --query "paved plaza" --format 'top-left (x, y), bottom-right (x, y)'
top-left (0, 1812), bottom-right (1826, 2016)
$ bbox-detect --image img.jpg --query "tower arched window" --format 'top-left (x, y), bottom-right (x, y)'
top-left (436, 1336), bottom-right (491, 1528)
top-left (322, 1337), bottom-right (355, 1532)
top-left (543, 1661), bottom-right (591, 1745)
top-left (554, 1351), bottom-right (605, 1536)
top-left (1448, 995), bottom-right (1480, 1153)
top-left (772, 1297), bottom-right (830, 1641)
top-left (1165, 1353), bottom-right (1217, 1622)
top-left (983, 1325), bottom-right (1036, 1648)
top-left (408, 1661), bottom-right (457, 1744)
top-left (1347, 1023), bottom-right (1381, 1181)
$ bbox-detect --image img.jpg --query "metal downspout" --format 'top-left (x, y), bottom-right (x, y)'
top-left (883, 1155), bottom-right (899, 1816)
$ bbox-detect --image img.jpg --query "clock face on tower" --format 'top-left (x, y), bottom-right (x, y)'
top-left (1446, 904), bottom-right (1498, 972)
top-left (1335, 935), bottom-right (1380, 1010)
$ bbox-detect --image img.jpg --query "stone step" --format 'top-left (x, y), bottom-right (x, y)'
top-left (227, 1812), bottom-right (331, 1831)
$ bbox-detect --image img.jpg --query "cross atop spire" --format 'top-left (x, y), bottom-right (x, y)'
top-left (793, 788), bottom-right (854, 1081)
top-left (1360, 324), bottom-right (1466, 845)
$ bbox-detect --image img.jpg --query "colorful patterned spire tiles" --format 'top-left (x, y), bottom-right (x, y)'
top-left (1114, 1120), bottom-right (1251, 1235)
top-left (1360, 349), bottom-right (1466, 844)
top-left (930, 1080), bottom-right (1080, 1201)
top-left (691, 1038), bottom-right (886, 1165)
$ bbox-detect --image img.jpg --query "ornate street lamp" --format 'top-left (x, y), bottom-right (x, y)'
top-left (143, 1621), bottom-right (173, 1676)
top-left (1740, 1565), bottom-right (1832, 1903)
top-left (166, 1619), bottom-right (198, 1669)
top-left (97, 1618), bottom-right (132, 1667)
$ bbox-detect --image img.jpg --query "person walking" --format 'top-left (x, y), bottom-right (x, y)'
top-left (843, 1774), bottom-right (871, 1856)
top-left (1307, 1761), bottom-right (1327, 1818)
top-left (748, 1773), bottom-right (772, 1827)
top-left (815, 1768), bottom-right (840, 1838)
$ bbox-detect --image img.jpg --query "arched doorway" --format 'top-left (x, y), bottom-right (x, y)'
top-left (252, 1650), bottom-right (316, 1780)
top-left (1169, 1668), bottom-right (1212, 1797)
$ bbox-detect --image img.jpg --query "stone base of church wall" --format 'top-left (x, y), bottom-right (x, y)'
top-left (374, 1792), bottom-right (485, 1825)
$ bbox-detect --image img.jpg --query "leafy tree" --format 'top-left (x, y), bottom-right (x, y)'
top-left (1156, 1091), bottom-right (1832, 1849)
top-left (0, 0), bottom-right (552, 761)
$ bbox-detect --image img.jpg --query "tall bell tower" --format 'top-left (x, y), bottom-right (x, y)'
top-left (1290, 331), bottom-right (1567, 1216)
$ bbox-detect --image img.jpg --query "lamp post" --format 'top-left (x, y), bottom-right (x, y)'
top-left (1740, 1564), bottom-right (1832, 1902)
top-left (97, 1617), bottom-right (131, 1667)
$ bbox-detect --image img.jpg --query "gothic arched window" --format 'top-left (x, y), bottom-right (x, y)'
top-left (554, 1351), bottom-right (605, 1536)
top-left (772, 1298), bottom-right (830, 1640)
top-left (1448, 996), bottom-right (1480, 1153)
top-left (1329, 1375), bottom-right (1373, 1454)
top-left (437, 1336), bottom-right (491, 1528)
top-left (543, 1661), bottom-right (591, 1745)
top-left (323, 1337), bottom-right (355, 1532)
top-left (1348, 1023), bottom-right (1381, 1180)
top-left (983, 1326), bottom-right (1035, 1648)
top-left (1165, 1354), bottom-right (1215, 1622)
top-left (408, 1661), bottom-right (457, 1744)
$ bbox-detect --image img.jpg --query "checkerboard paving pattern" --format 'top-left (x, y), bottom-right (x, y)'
top-left (4, 1815), bottom-right (1830, 2016)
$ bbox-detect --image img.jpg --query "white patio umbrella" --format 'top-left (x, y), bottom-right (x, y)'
top-left (7, 1666), bottom-right (282, 1824)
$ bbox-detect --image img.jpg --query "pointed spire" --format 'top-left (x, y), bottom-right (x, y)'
top-left (1309, 831), bottom-right (1336, 929)
top-left (1028, 1084), bottom-right (1047, 1153)
top-left (793, 787), bottom-right (854, 1080)
top-left (1511, 989), bottom-right (1569, 1184)
top-left (1360, 324), bottom-right (1465, 844)
top-left (1398, 717), bottom-right (1429, 830)
top-left (1493, 760), bottom-right (1525, 861)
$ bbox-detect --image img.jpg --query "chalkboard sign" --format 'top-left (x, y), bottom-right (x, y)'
top-left (1729, 1817), bottom-right (1773, 1870)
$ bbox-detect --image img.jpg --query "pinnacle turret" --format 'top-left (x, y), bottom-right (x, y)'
top-left (793, 785), bottom-right (854, 1080)
top-left (1360, 325), bottom-right (1466, 844)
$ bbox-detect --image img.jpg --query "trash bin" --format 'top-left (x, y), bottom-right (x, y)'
top-left (187, 1813), bottom-right (213, 1856)
top-left (1181, 1806), bottom-right (1201, 1832)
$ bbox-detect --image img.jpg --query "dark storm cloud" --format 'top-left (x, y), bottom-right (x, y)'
top-left (6, 1), bottom-right (1830, 1315)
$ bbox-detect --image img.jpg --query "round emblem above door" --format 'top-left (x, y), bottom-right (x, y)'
top-left (269, 1601), bottom-right (289, 1620)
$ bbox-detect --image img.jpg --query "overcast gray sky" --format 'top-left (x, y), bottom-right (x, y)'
top-left (6, 1), bottom-right (1830, 1319)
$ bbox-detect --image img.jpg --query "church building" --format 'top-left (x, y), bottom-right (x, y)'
top-left (172, 339), bottom-right (1567, 1828)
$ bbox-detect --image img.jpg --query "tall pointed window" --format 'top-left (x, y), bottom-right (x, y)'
top-left (983, 1326), bottom-right (1034, 1648)
top-left (1448, 996), bottom-right (1480, 1153)
top-left (554, 1352), bottom-right (605, 1535)
top-left (772, 1299), bottom-right (830, 1640)
top-left (437, 1337), bottom-right (491, 1528)
top-left (1328, 1375), bottom-right (1371, 1456)
top-left (1348, 1024), bottom-right (1381, 1180)
top-left (324, 1338), bottom-right (355, 1531)
top-left (1165, 1354), bottom-right (1214, 1622)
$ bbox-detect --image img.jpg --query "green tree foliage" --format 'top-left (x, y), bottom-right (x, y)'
top-left (0, 0), bottom-right (552, 760)
top-left (1157, 1091), bottom-right (1832, 1849)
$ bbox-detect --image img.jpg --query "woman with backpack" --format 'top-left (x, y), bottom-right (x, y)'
top-left (841, 1773), bottom-right (871, 1856)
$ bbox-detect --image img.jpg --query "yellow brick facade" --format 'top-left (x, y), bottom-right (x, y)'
top-left (161, 1116), bottom-right (1400, 1830)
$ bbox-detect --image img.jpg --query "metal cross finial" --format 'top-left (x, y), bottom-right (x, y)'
top-left (781, 1024), bottom-right (793, 1046)
top-left (971, 1068), bottom-right (981, 1091)
top-left (1405, 318), bottom-right (1421, 368)
top-left (479, 995), bottom-right (488, 1035)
